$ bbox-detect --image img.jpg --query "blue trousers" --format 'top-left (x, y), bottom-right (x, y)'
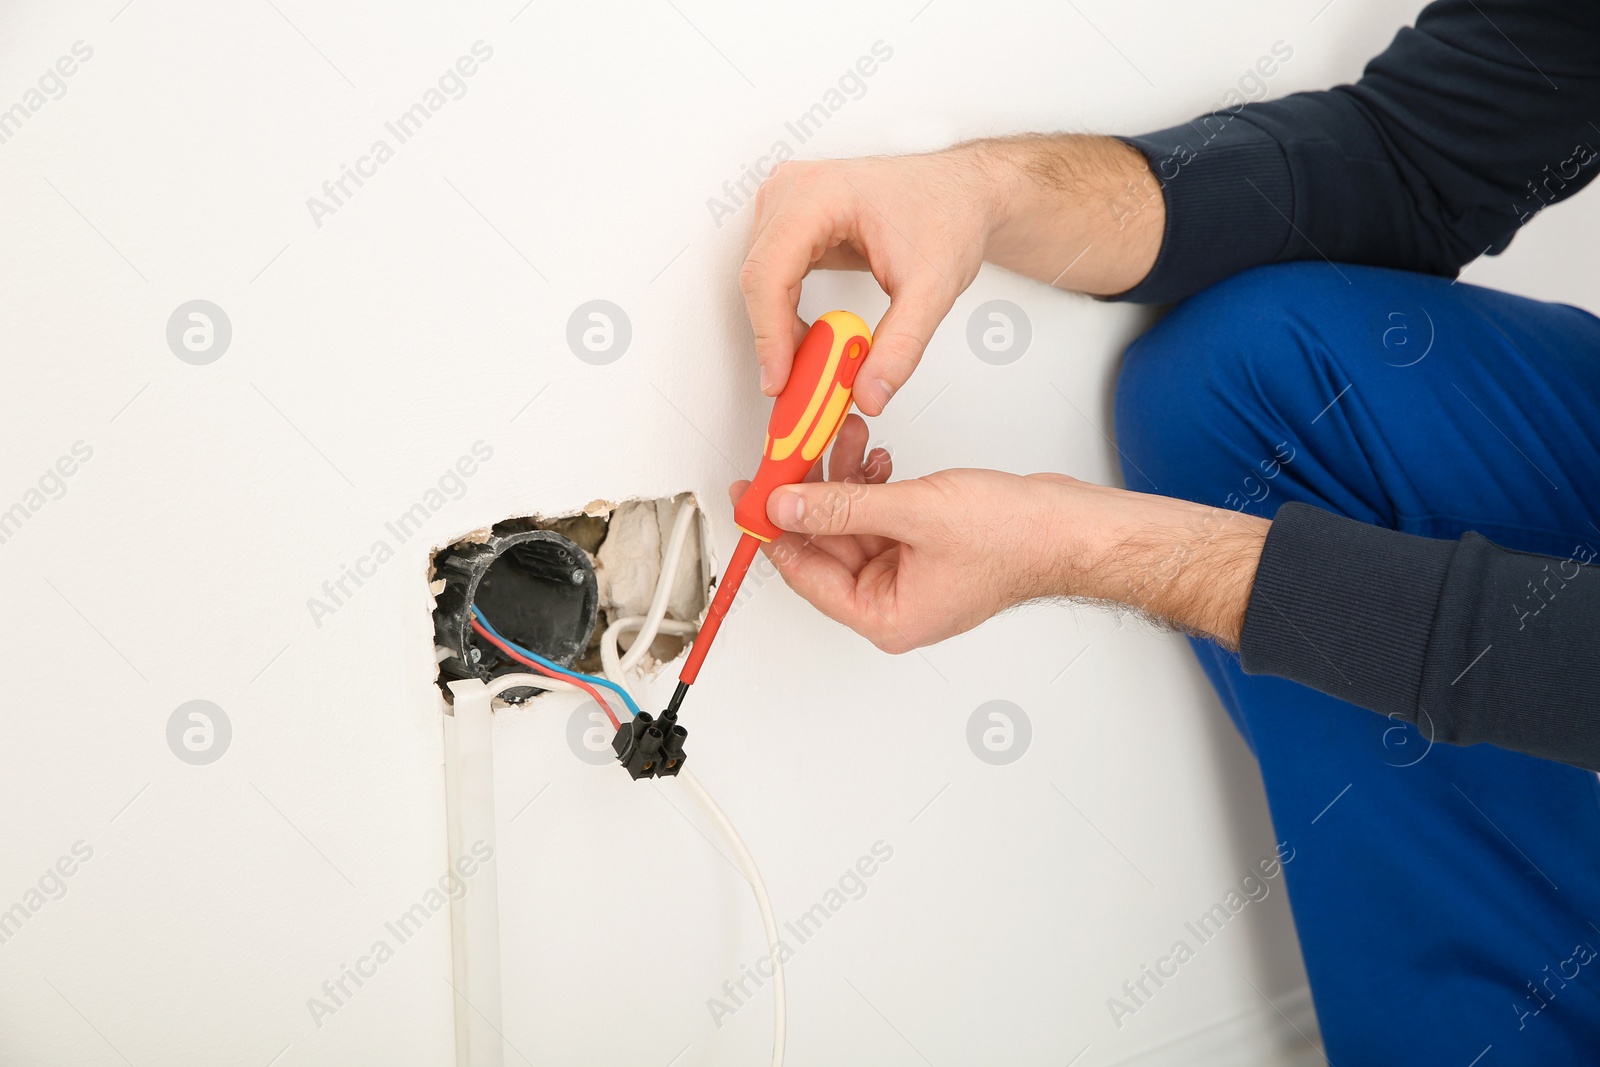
top-left (1115, 263), bottom-right (1600, 1064)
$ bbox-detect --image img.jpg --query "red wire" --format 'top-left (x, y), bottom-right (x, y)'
top-left (469, 618), bottom-right (620, 730)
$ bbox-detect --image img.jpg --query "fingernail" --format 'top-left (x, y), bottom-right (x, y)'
top-left (776, 490), bottom-right (806, 528)
top-left (857, 377), bottom-right (891, 411)
top-left (759, 366), bottom-right (774, 393)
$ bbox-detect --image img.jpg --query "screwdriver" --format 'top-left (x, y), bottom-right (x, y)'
top-left (612, 311), bottom-right (873, 778)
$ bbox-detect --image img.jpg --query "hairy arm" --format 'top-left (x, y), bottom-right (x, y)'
top-left (748, 442), bottom-right (1269, 657)
top-left (1040, 481), bottom-right (1270, 649)
top-left (970, 134), bottom-right (1165, 298)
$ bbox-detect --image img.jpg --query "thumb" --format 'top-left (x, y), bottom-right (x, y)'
top-left (767, 479), bottom-right (923, 539)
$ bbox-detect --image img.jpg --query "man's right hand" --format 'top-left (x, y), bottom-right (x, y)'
top-left (737, 136), bottom-right (1165, 413)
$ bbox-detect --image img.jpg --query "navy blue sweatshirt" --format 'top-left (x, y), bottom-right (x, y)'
top-left (1117, 0), bottom-right (1600, 769)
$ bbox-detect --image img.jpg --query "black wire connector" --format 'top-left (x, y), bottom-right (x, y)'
top-left (612, 687), bottom-right (689, 780)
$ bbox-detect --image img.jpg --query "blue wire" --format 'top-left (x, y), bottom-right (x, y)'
top-left (469, 604), bottom-right (642, 720)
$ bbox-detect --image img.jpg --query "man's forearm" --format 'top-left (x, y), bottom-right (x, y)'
top-left (962, 134), bottom-right (1165, 297)
top-left (1043, 485), bottom-right (1269, 648)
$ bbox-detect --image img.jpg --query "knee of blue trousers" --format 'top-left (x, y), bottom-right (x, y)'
top-left (1113, 262), bottom-right (1364, 520)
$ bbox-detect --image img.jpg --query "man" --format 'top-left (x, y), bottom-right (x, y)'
top-left (731, 0), bottom-right (1600, 1061)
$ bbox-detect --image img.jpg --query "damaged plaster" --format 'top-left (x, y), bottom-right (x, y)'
top-left (594, 493), bottom-right (708, 669)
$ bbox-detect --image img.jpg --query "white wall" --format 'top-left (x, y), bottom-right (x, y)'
top-left (2, 1), bottom-right (1594, 1064)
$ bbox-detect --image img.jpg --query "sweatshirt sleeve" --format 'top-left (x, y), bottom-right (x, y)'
top-left (1113, 0), bottom-right (1600, 305)
top-left (1239, 503), bottom-right (1600, 771)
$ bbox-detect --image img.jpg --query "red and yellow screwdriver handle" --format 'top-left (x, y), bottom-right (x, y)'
top-left (732, 310), bottom-right (874, 541)
top-left (668, 311), bottom-right (873, 697)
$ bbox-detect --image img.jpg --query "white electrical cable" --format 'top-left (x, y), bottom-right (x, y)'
top-left (599, 617), bottom-right (696, 684)
top-left (603, 498), bottom-right (700, 675)
top-left (482, 671), bottom-right (568, 701)
top-left (599, 500), bottom-right (787, 1067)
top-left (673, 769), bottom-right (786, 1067)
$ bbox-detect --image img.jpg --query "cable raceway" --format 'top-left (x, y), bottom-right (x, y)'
top-left (451, 500), bottom-right (787, 1067)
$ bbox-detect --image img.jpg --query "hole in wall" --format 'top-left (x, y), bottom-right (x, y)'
top-left (429, 494), bottom-right (709, 702)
